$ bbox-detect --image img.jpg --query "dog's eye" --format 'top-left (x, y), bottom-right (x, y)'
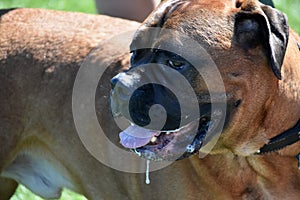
top-left (168, 60), bottom-right (185, 69)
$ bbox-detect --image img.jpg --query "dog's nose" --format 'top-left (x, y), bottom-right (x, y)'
top-left (111, 74), bottom-right (133, 100)
top-left (111, 72), bottom-right (184, 131)
top-left (111, 75), bottom-right (119, 89)
top-left (110, 72), bottom-right (136, 118)
top-left (129, 84), bottom-right (182, 130)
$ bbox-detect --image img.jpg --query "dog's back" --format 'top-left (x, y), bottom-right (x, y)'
top-left (0, 8), bottom-right (139, 199)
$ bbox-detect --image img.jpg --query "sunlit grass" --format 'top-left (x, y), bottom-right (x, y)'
top-left (0, 0), bottom-right (96, 14)
top-left (11, 185), bottom-right (87, 200)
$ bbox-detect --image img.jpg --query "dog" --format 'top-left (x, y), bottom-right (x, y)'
top-left (111, 0), bottom-right (300, 198)
top-left (1, 0), bottom-right (300, 199)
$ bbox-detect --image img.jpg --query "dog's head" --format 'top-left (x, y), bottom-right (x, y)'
top-left (110, 0), bottom-right (289, 161)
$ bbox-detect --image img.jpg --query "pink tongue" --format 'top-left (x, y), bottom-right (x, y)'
top-left (119, 125), bottom-right (160, 148)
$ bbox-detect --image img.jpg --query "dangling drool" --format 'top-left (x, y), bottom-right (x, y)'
top-left (145, 160), bottom-right (150, 184)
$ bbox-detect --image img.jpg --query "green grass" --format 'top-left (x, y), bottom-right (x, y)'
top-left (0, 0), bottom-right (96, 13)
top-left (1, 0), bottom-right (299, 199)
top-left (274, 0), bottom-right (300, 34)
top-left (11, 185), bottom-right (87, 200)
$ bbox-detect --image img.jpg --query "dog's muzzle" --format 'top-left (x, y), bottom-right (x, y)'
top-left (110, 66), bottom-right (218, 161)
top-left (111, 72), bottom-right (182, 131)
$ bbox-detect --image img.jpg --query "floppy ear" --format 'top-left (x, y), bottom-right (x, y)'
top-left (144, 0), bottom-right (188, 27)
top-left (130, 0), bottom-right (189, 50)
top-left (235, 3), bottom-right (289, 79)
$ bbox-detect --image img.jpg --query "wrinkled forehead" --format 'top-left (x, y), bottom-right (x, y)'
top-left (131, 0), bottom-right (290, 80)
top-left (164, 1), bottom-right (236, 49)
top-left (131, 0), bottom-right (237, 51)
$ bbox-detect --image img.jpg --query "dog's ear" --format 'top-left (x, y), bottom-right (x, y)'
top-left (130, 0), bottom-right (189, 51)
top-left (143, 0), bottom-right (188, 27)
top-left (235, 2), bottom-right (289, 79)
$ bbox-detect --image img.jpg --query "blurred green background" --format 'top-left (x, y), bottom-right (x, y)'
top-left (0, 0), bottom-right (299, 33)
top-left (0, 0), bottom-right (298, 199)
top-left (274, 0), bottom-right (300, 34)
top-left (0, 0), bottom-right (97, 14)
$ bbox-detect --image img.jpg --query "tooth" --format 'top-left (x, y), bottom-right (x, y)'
top-left (166, 131), bottom-right (171, 135)
top-left (133, 148), bottom-right (141, 156)
top-left (151, 136), bottom-right (157, 143)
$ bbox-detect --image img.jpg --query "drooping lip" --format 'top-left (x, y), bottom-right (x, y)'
top-left (119, 117), bottom-right (211, 161)
top-left (117, 103), bottom-right (227, 161)
top-left (119, 120), bottom-right (202, 148)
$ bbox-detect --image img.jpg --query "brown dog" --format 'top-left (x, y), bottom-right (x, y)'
top-left (1, 0), bottom-right (300, 200)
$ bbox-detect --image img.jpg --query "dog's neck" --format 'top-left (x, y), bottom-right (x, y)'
top-left (227, 31), bottom-right (300, 157)
top-left (257, 119), bottom-right (300, 154)
top-left (262, 31), bottom-right (300, 155)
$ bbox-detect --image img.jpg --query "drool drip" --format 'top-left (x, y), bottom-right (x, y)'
top-left (145, 160), bottom-right (150, 184)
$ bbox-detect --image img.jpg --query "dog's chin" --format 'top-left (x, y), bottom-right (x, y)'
top-left (118, 109), bottom-right (224, 161)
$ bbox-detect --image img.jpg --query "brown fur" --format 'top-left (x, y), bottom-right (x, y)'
top-left (0, 0), bottom-right (300, 199)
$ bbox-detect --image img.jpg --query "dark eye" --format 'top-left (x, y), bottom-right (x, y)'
top-left (168, 60), bottom-right (185, 69)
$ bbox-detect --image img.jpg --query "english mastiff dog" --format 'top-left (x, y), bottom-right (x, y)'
top-left (1, 0), bottom-right (300, 199)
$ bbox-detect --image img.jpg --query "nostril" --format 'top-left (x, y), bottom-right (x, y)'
top-left (111, 77), bottom-right (132, 99)
top-left (111, 76), bottom-right (119, 89)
